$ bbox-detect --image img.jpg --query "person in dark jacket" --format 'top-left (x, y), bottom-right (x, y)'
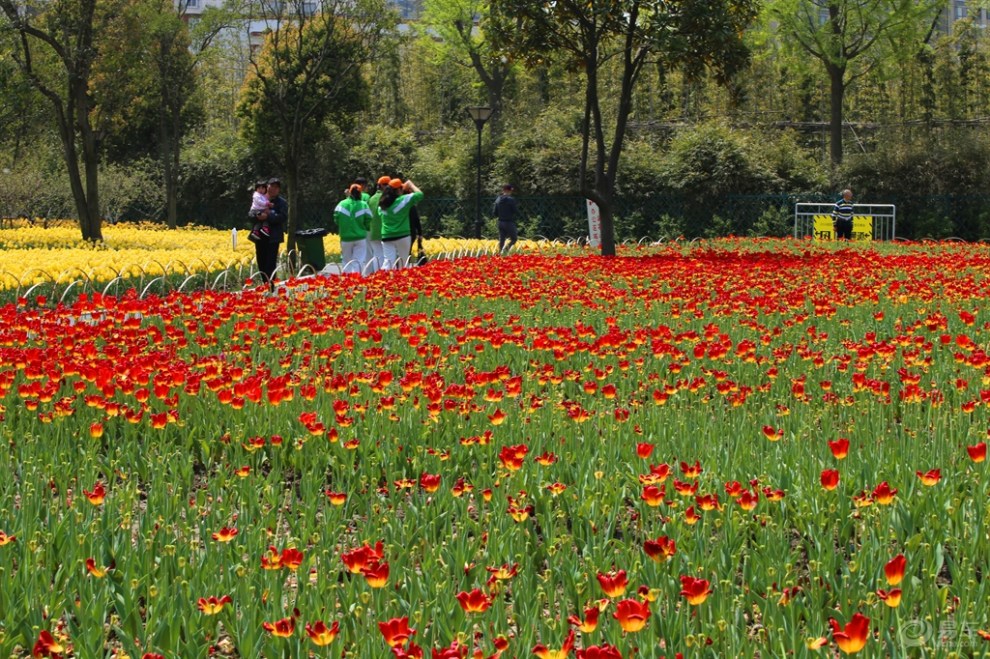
top-left (409, 205), bottom-right (426, 265)
top-left (255, 177), bottom-right (287, 291)
top-left (493, 184), bottom-right (519, 254)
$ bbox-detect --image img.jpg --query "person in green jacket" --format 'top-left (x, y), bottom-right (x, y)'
top-left (365, 175), bottom-right (390, 274)
top-left (334, 184), bottom-right (371, 274)
top-left (379, 178), bottom-right (424, 270)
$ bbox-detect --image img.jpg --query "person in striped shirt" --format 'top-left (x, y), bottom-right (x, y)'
top-left (832, 189), bottom-right (854, 240)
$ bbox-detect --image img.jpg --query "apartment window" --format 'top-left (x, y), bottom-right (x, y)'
top-left (301, 1), bottom-right (316, 15)
top-left (186, 0), bottom-right (199, 9)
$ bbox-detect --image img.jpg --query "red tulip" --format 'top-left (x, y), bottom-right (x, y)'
top-left (486, 563), bottom-right (519, 582)
top-left (872, 482), bottom-right (897, 505)
top-left (420, 472), bottom-right (441, 493)
top-left (613, 598), bottom-right (650, 632)
top-left (83, 481), bottom-right (105, 505)
top-left (85, 557), bottom-right (107, 578)
top-left (211, 526), bottom-right (238, 542)
top-left (828, 613), bottom-right (870, 654)
top-left (342, 541), bottom-right (384, 573)
top-left (379, 617), bottom-right (416, 648)
top-left (326, 490), bottom-right (347, 505)
top-left (567, 604), bottom-right (601, 633)
top-left (305, 620), bottom-right (340, 646)
top-left (967, 442), bottom-right (987, 463)
top-left (362, 561), bottom-right (390, 588)
top-left (876, 588), bottom-right (902, 608)
top-left (432, 641), bottom-right (469, 658)
top-left (680, 460), bottom-right (702, 478)
top-left (679, 575), bottom-right (711, 605)
top-left (884, 554), bottom-right (906, 586)
top-left (393, 642), bottom-right (425, 658)
top-left (828, 438), bottom-right (850, 459)
top-left (643, 535), bottom-right (676, 562)
top-left (32, 630), bottom-right (65, 658)
top-left (534, 451), bottom-right (558, 465)
top-left (498, 444), bottom-right (528, 471)
top-left (455, 588), bottom-right (492, 613)
top-left (262, 617), bottom-right (295, 638)
top-left (197, 595), bottom-right (232, 615)
top-left (737, 490), bottom-right (758, 511)
top-left (532, 629), bottom-right (574, 659)
top-left (280, 547), bottom-right (304, 571)
top-left (820, 469), bottom-right (840, 490)
top-left (641, 485), bottom-right (665, 507)
top-left (596, 570), bottom-right (628, 597)
top-left (576, 645), bottom-right (622, 659)
top-left (696, 493), bottom-right (720, 510)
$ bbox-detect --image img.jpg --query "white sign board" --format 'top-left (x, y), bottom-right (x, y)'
top-left (587, 200), bottom-right (602, 248)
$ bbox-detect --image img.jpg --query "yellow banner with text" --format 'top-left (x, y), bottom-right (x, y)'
top-left (813, 215), bottom-right (873, 241)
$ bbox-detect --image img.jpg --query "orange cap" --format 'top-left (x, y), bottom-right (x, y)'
top-left (377, 175), bottom-right (391, 186)
top-left (389, 178), bottom-right (404, 189)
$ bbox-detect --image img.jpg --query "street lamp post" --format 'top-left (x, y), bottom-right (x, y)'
top-left (466, 106), bottom-right (493, 239)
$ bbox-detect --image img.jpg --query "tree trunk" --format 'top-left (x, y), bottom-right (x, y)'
top-left (74, 75), bottom-right (102, 241)
top-left (284, 157), bottom-right (300, 273)
top-left (597, 193), bottom-right (616, 257)
top-left (161, 101), bottom-right (181, 229)
top-left (60, 123), bottom-right (93, 241)
top-left (486, 70), bottom-right (505, 138)
top-left (56, 81), bottom-right (101, 242)
top-left (1, 0), bottom-right (102, 241)
top-left (828, 64), bottom-right (845, 166)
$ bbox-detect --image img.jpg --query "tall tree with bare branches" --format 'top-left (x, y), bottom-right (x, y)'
top-left (0, 0), bottom-right (125, 240)
top-left (237, 0), bottom-right (395, 255)
top-left (489, 0), bottom-right (759, 256)
top-left (770, 0), bottom-right (943, 165)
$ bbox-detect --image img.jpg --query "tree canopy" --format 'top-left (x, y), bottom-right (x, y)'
top-left (488, 0), bottom-right (759, 255)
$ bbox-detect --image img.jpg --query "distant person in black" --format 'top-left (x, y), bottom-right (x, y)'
top-left (409, 205), bottom-right (426, 265)
top-left (255, 177), bottom-right (286, 291)
top-left (493, 183), bottom-right (518, 254)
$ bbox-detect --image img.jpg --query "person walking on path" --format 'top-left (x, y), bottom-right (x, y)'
top-left (254, 177), bottom-right (286, 291)
top-left (493, 183), bottom-right (519, 253)
top-left (334, 184), bottom-right (371, 274)
top-left (379, 178), bottom-right (424, 270)
top-left (832, 189), bottom-right (854, 241)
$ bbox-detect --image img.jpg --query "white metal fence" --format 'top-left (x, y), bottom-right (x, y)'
top-left (794, 203), bottom-right (896, 241)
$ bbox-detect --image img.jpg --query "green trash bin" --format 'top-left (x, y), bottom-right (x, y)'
top-left (295, 228), bottom-right (329, 273)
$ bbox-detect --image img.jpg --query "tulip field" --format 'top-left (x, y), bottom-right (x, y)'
top-left (0, 221), bottom-right (530, 293)
top-left (3, 237), bottom-right (990, 658)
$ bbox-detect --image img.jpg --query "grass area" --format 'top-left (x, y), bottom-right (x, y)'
top-left (1, 240), bottom-right (990, 656)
